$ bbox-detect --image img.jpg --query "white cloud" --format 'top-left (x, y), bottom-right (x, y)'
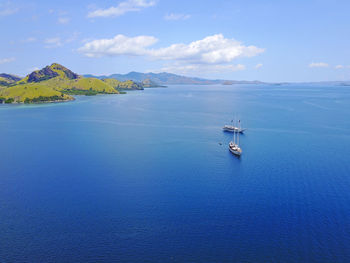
top-left (88, 0), bottom-right (155, 18)
top-left (58, 17), bottom-right (70, 24)
top-left (164, 13), bottom-right (191, 21)
top-left (44, 37), bottom-right (63, 48)
top-left (309, 62), bottom-right (329, 68)
top-left (78, 34), bottom-right (158, 57)
top-left (335, 65), bottom-right (344, 69)
top-left (150, 34), bottom-right (264, 64)
top-left (0, 57), bottom-right (15, 64)
top-left (79, 34), bottom-right (264, 64)
top-left (255, 63), bottom-right (263, 69)
top-left (0, 1), bottom-right (19, 16)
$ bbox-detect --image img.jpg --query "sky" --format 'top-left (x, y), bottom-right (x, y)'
top-left (0, 0), bottom-right (349, 82)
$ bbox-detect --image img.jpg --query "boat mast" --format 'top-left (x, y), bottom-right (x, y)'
top-left (233, 118), bottom-right (236, 145)
top-left (237, 120), bottom-right (240, 146)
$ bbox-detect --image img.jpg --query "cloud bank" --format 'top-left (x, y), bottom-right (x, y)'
top-left (78, 34), bottom-right (264, 74)
top-left (79, 34), bottom-right (264, 63)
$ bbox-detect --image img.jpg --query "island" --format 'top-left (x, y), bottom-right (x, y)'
top-left (0, 63), bottom-right (143, 104)
top-left (102, 78), bottom-right (144, 91)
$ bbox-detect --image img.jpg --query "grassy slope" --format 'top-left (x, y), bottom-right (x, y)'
top-left (103, 78), bottom-right (143, 90)
top-left (0, 77), bottom-right (118, 103)
top-left (51, 63), bottom-right (67, 78)
top-left (0, 84), bottom-right (72, 102)
top-left (16, 76), bottom-right (29, 85)
top-left (52, 77), bottom-right (118, 93)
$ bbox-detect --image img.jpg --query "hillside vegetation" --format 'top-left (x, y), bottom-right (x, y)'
top-left (0, 63), bottom-right (124, 103)
top-left (43, 77), bottom-right (117, 93)
top-left (102, 78), bottom-right (143, 90)
top-left (0, 84), bottom-right (72, 103)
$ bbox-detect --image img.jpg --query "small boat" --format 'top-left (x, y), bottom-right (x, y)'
top-left (229, 120), bottom-right (242, 156)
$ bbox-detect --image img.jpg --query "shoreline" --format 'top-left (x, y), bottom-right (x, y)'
top-left (0, 97), bottom-right (75, 105)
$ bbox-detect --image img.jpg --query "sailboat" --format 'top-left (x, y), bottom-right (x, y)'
top-left (223, 120), bottom-right (246, 133)
top-left (229, 120), bottom-right (242, 156)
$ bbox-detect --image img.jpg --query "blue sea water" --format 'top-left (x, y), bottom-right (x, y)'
top-left (0, 84), bottom-right (350, 262)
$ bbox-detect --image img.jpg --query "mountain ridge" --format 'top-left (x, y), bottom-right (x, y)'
top-left (85, 72), bottom-right (350, 86)
top-left (84, 72), bottom-right (222, 85)
top-left (25, 63), bottom-right (79, 83)
top-left (0, 73), bottom-right (22, 86)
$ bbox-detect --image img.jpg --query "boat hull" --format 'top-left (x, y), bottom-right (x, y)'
top-left (229, 142), bottom-right (242, 156)
top-left (229, 147), bottom-right (242, 156)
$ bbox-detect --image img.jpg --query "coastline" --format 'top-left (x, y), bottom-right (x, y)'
top-left (0, 97), bottom-right (75, 105)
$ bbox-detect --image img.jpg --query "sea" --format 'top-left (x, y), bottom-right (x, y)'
top-left (1, 84), bottom-right (350, 262)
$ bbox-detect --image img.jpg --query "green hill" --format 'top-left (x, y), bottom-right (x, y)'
top-left (0, 63), bottom-right (119, 103)
top-left (102, 78), bottom-right (143, 90)
top-left (17, 63), bottom-right (79, 84)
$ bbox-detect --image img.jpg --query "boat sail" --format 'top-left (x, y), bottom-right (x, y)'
top-left (229, 120), bottom-right (242, 156)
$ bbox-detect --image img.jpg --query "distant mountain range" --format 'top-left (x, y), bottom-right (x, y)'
top-left (84, 72), bottom-right (265, 85)
top-left (85, 72), bottom-right (350, 86)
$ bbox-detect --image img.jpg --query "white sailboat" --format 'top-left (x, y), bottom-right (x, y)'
top-left (229, 120), bottom-right (242, 156)
top-left (223, 120), bottom-right (246, 133)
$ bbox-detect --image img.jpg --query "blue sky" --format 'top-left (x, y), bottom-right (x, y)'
top-left (0, 0), bottom-right (349, 82)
